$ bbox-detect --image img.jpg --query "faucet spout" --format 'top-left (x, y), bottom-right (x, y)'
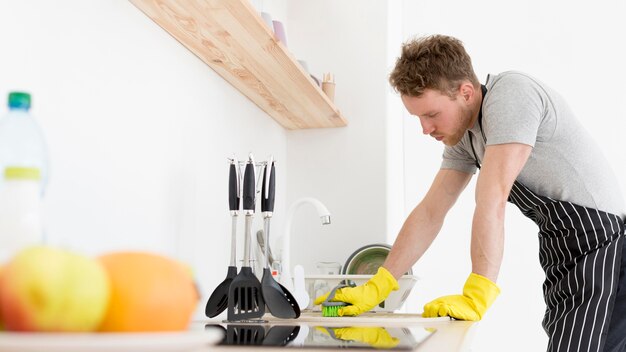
top-left (279, 197), bottom-right (332, 292)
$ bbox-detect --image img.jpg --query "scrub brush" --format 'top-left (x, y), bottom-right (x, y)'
top-left (321, 284), bottom-right (352, 317)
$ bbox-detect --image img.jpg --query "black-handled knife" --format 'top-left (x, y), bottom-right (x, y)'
top-left (261, 157), bottom-right (275, 214)
top-left (243, 155), bottom-right (256, 213)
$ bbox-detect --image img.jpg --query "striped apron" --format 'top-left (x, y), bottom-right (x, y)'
top-left (469, 86), bottom-right (626, 352)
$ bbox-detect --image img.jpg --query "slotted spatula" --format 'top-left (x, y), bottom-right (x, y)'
top-left (227, 154), bottom-right (265, 321)
top-left (225, 324), bottom-right (266, 346)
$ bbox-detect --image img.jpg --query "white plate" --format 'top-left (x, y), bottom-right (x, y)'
top-left (0, 328), bottom-right (223, 352)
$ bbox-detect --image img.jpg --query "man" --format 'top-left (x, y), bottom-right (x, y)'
top-left (315, 35), bottom-right (626, 352)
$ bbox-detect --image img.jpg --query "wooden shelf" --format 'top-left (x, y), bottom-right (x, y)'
top-left (130, 0), bottom-right (348, 130)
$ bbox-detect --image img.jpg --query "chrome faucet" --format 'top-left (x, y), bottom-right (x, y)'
top-left (278, 197), bottom-right (331, 292)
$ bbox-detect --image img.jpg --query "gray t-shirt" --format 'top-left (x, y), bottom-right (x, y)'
top-left (442, 71), bottom-right (625, 217)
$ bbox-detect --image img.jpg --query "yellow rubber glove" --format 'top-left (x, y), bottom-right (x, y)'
top-left (423, 273), bottom-right (500, 321)
top-left (316, 326), bottom-right (400, 349)
top-left (314, 267), bottom-right (399, 316)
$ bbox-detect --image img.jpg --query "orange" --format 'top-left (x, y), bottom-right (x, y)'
top-left (97, 252), bottom-right (199, 332)
top-left (0, 265), bottom-right (3, 330)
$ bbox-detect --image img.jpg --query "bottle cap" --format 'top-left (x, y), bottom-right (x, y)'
top-left (8, 92), bottom-right (31, 110)
top-left (4, 167), bottom-right (41, 180)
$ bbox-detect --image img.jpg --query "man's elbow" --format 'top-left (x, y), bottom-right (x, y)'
top-left (474, 195), bottom-right (508, 219)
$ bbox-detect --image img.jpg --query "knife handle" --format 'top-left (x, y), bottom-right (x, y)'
top-left (243, 161), bottom-right (256, 212)
top-left (261, 162), bottom-right (275, 213)
top-left (228, 162), bottom-right (240, 212)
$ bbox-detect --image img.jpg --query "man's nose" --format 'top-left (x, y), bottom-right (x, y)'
top-left (420, 119), bottom-right (434, 135)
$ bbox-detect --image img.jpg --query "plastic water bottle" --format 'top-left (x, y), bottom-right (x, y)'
top-left (0, 167), bottom-right (43, 262)
top-left (0, 91), bottom-right (50, 195)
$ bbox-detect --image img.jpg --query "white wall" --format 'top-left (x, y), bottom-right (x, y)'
top-left (400, 1), bottom-right (626, 351)
top-left (0, 0), bottom-right (288, 320)
top-left (280, 0), bottom-right (393, 274)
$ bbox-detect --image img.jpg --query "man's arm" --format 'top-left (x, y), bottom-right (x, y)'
top-left (384, 168), bottom-right (473, 278)
top-left (471, 143), bottom-right (532, 282)
top-left (314, 168), bottom-right (473, 317)
top-left (421, 143), bottom-right (532, 321)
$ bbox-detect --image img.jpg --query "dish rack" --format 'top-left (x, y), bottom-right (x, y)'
top-left (303, 274), bottom-right (418, 312)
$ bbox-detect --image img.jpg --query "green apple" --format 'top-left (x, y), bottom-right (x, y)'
top-left (0, 246), bottom-right (110, 332)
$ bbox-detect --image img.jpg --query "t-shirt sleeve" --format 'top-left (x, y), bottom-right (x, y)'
top-left (441, 140), bottom-right (478, 174)
top-left (483, 74), bottom-right (545, 147)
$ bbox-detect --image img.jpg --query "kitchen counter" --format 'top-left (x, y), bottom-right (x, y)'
top-left (198, 311), bottom-right (477, 351)
top-left (0, 312), bottom-right (474, 352)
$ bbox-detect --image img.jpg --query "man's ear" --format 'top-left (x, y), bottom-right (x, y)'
top-left (459, 82), bottom-right (475, 102)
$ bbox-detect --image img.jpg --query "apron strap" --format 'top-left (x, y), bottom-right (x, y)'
top-left (468, 84), bottom-right (488, 169)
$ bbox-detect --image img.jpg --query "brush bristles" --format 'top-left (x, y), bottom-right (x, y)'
top-left (321, 305), bottom-right (342, 317)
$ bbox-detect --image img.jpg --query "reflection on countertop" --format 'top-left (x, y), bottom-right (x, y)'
top-left (207, 323), bottom-right (430, 350)
top-left (197, 311), bottom-right (476, 351)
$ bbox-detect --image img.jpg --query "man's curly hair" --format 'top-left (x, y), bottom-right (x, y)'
top-left (389, 35), bottom-right (479, 98)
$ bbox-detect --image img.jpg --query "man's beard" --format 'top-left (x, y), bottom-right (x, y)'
top-left (445, 106), bottom-right (473, 146)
